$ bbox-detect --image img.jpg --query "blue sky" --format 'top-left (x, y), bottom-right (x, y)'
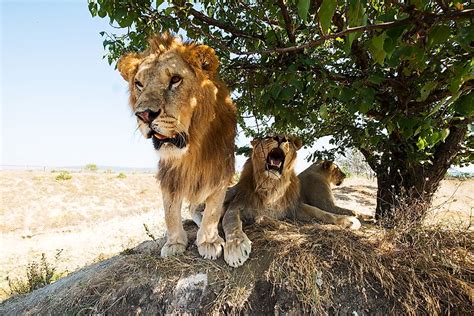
top-left (1, 0), bottom-right (162, 168)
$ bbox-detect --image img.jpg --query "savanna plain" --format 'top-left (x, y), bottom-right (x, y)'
top-left (1, 168), bottom-right (472, 301)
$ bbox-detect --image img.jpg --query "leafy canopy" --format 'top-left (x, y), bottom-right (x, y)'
top-left (88, 0), bottom-right (473, 170)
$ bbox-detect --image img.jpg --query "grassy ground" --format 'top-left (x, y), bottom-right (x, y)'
top-left (1, 170), bottom-right (472, 301)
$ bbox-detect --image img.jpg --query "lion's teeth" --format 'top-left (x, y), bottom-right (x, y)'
top-left (270, 159), bottom-right (282, 167)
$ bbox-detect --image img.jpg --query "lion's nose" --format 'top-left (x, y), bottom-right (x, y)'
top-left (135, 109), bottom-right (161, 124)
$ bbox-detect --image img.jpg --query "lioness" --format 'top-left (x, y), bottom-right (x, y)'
top-left (221, 136), bottom-right (361, 267)
top-left (117, 33), bottom-right (236, 259)
top-left (299, 161), bottom-right (364, 217)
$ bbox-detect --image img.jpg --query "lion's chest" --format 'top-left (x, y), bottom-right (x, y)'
top-left (254, 188), bottom-right (291, 220)
top-left (158, 161), bottom-right (228, 204)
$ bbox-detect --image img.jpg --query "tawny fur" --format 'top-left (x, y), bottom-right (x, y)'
top-left (221, 137), bottom-right (360, 268)
top-left (299, 161), bottom-right (358, 216)
top-left (117, 33), bottom-right (236, 259)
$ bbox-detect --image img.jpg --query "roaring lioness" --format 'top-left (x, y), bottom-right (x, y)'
top-left (117, 33), bottom-right (236, 259)
top-left (221, 136), bottom-right (361, 267)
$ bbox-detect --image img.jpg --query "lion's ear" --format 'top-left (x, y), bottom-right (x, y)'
top-left (322, 160), bottom-right (332, 170)
top-left (250, 138), bottom-right (260, 147)
top-left (117, 53), bottom-right (141, 82)
top-left (289, 136), bottom-right (303, 150)
top-left (183, 44), bottom-right (219, 78)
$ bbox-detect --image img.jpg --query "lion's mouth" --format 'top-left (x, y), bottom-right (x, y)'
top-left (148, 131), bottom-right (188, 150)
top-left (265, 147), bottom-right (285, 175)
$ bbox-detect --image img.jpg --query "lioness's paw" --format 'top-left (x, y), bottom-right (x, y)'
top-left (160, 242), bottom-right (186, 257)
top-left (196, 235), bottom-right (225, 260)
top-left (336, 216), bottom-right (361, 230)
top-left (224, 233), bottom-right (252, 268)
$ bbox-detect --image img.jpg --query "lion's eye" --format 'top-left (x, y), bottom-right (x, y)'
top-left (169, 75), bottom-right (182, 89)
top-left (134, 80), bottom-right (143, 91)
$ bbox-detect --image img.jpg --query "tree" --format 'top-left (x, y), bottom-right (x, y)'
top-left (88, 0), bottom-right (473, 221)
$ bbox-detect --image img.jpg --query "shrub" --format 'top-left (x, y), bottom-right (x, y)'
top-left (84, 164), bottom-right (98, 172)
top-left (117, 172), bottom-right (127, 179)
top-left (55, 171), bottom-right (72, 181)
top-left (5, 251), bottom-right (67, 297)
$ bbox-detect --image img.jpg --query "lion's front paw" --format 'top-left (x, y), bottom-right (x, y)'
top-left (196, 232), bottom-right (224, 260)
top-left (160, 231), bottom-right (188, 257)
top-left (336, 216), bottom-right (361, 230)
top-left (224, 232), bottom-right (252, 268)
top-left (161, 242), bottom-right (187, 257)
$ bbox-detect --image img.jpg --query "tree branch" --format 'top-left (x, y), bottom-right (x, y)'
top-left (276, 0), bottom-right (296, 44)
top-left (188, 8), bottom-right (265, 42)
top-left (231, 8), bottom-right (474, 55)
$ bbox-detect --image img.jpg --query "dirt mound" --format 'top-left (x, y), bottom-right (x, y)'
top-left (1, 220), bottom-right (472, 315)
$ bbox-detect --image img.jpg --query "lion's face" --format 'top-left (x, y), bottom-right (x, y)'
top-left (321, 161), bottom-right (346, 186)
top-left (131, 52), bottom-right (196, 158)
top-left (251, 135), bottom-right (302, 180)
top-left (117, 34), bottom-right (220, 160)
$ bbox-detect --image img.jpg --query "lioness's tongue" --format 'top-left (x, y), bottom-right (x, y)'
top-left (153, 133), bottom-right (167, 140)
top-left (270, 159), bottom-right (282, 167)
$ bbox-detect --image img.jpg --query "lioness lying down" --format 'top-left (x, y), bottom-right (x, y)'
top-left (219, 136), bottom-right (361, 267)
top-left (299, 161), bottom-right (374, 221)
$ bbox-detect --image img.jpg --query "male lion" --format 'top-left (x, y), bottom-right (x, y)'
top-left (221, 136), bottom-right (361, 267)
top-left (299, 161), bottom-right (365, 218)
top-left (117, 33), bottom-right (236, 259)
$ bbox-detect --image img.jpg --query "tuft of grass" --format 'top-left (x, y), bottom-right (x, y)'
top-left (117, 172), bottom-right (127, 179)
top-left (4, 250), bottom-right (67, 297)
top-left (55, 171), bottom-right (72, 181)
top-left (84, 164), bottom-right (98, 172)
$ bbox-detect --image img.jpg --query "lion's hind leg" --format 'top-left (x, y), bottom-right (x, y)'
top-left (222, 204), bottom-right (252, 268)
top-left (298, 203), bottom-right (361, 230)
top-left (189, 203), bottom-right (204, 227)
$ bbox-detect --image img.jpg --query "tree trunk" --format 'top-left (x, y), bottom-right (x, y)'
top-left (375, 165), bottom-right (436, 222)
top-left (374, 120), bottom-right (470, 222)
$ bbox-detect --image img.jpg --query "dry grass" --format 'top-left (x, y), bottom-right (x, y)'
top-left (248, 217), bottom-right (473, 315)
top-left (15, 219), bottom-right (471, 315)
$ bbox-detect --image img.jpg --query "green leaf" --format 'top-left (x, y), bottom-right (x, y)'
top-left (357, 87), bottom-right (375, 114)
top-left (345, 0), bottom-right (367, 52)
top-left (320, 104), bottom-right (329, 119)
top-left (88, 1), bottom-right (98, 16)
top-left (454, 93), bottom-right (474, 116)
top-left (439, 128), bottom-right (450, 143)
top-left (368, 32), bottom-right (387, 65)
top-left (319, 0), bottom-right (337, 34)
top-left (279, 86), bottom-right (295, 101)
top-left (297, 0), bottom-right (310, 22)
top-left (416, 82), bottom-right (437, 102)
top-left (427, 25), bottom-right (451, 48)
top-left (367, 73), bottom-right (384, 84)
top-left (416, 137), bottom-right (427, 150)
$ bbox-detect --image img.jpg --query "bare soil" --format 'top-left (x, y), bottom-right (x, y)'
top-left (1, 171), bottom-right (472, 301)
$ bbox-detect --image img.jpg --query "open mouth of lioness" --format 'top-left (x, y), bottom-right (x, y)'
top-left (148, 131), bottom-right (188, 150)
top-left (265, 147), bottom-right (285, 175)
